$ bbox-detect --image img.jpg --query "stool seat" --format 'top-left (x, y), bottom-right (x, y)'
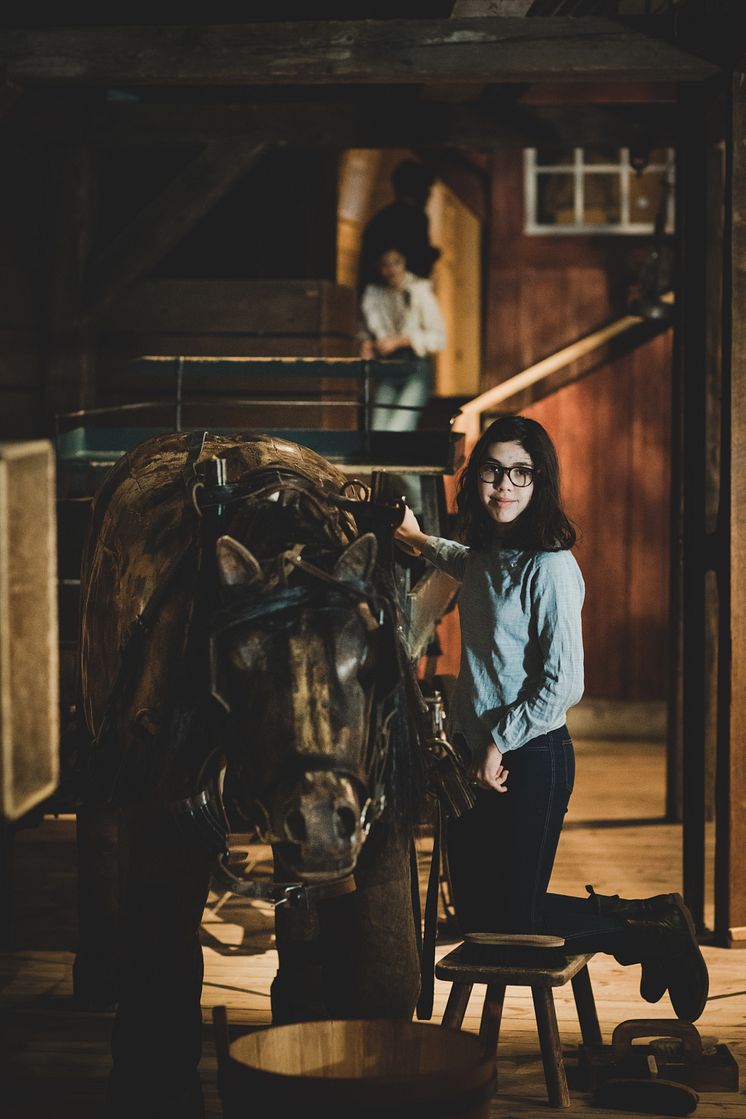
top-left (436, 943), bottom-right (595, 988)
top-left (436, 942), bottom-right (602, 1109)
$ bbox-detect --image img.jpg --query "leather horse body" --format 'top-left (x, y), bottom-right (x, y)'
top-left (75, 432), bottom-right (423, 1112)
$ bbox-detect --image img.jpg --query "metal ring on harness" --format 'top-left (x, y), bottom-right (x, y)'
top-left (191, 481), bottom-right (205, 517)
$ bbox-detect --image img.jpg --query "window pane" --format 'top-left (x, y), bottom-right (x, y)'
top-left (535, 148), bottom-right (575, 167)
top-left (583, 173), bottom-right (621, 224)
top-left (629, 170), bottom-right (667, 224)
top-left (584, 146), bottom-right (620, 165)
top-left (536, 173), bottom-right (576, 224)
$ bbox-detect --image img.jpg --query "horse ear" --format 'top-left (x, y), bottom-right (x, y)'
top-left (216, 536), bottom-right (264, 587)
top-left (333, 532), bottom-right (378, 584)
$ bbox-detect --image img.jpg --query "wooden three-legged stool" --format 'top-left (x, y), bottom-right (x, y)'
top-left (435, 935), bottom-right (602, 1109)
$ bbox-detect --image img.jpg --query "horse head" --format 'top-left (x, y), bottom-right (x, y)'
top-left (77, 432), bottom-right (420, 903)
top-left (208, 528), bottom-right (401, 885)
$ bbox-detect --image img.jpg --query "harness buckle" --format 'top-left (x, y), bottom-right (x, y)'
top-left (272, 884), bottom-right (307, 909)
top-left (360, 793), bottom-right (386, 837)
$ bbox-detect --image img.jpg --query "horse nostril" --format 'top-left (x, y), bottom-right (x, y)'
top-left (284, 809), bottom-right (307, 843)
top-left (335, 805), bottom-right (357, 840)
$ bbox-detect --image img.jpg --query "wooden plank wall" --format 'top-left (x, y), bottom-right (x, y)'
top-left (96, 278), bottom-right (358, 410)
top-left (485, 147), bottom-right (656, 383)
top-left (91, 147), bottom-right (355, 408)
top-left (432, 329), bottom-right (672, 703)
top-left (429, 149), bottom-right (675, 702)
top-left (1, 139), bottom-right (356, 434)
top-left (523, 329), bottom-right (672, 702)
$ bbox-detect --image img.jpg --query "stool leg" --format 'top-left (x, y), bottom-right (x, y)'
top-left (571, 965), bottom-right (602, 1047)
top-left (479, 981), bottom-right (506, 1056)
top-left (442, 981), bottom-right (472, 1029)
top-left (531, 986), bottom-right (570, 1108)
top-left (479, 982), bottom-right (506, 1085)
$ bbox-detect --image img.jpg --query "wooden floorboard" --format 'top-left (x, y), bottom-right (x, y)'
top-left (2, 738), bottom-right (744, 1118)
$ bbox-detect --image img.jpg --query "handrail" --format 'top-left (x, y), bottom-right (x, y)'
top-left (451, 292), bottom-right (674, 453)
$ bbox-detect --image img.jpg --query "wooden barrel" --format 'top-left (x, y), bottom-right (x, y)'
top-left (214, 1014), bottom-right (495, 1119)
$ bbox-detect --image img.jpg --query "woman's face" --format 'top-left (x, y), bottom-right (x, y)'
top-left (478, 440), bottom-right (535, 530)
top-left (378, 250), bottom-right (407, 289)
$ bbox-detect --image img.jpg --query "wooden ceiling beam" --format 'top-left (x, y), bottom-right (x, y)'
top-left (40, 100), bottom-right (676, 150)
top-left (0, 19), bottom-right (718, 86)
top-left (82, 140), bottom-right (267, 324)
top-left (0, 83), bottom-right (21, 118)
top-left (518, 80), bottom-right (678, 103)
top-left (452, 1), bottom-right (534, 13)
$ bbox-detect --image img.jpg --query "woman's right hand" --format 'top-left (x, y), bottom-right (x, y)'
top-left (359, 339), bottom-right (375, 360)
top-left (472, 741), bottom-right (509, 793)
top-left (394, 504), bottom-right (428, 556)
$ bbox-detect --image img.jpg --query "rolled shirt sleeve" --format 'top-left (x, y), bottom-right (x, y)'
top-left (359, 286), bottom-right (386, 342)
top-left (491, 550), bottom-right (585, 753)
top-left (418, 539), bottom-right (584, 763)
top-left (422, 535), bottom-right (469, 582)
top-left (408, 282), bottom-right (447, 358)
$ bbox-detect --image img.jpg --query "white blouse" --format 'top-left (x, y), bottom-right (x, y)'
top-left (358, 272), bottom-right (446, 358)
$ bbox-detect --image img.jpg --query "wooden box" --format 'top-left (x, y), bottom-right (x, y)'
top-left (0, 440), bottom-right (59, 820)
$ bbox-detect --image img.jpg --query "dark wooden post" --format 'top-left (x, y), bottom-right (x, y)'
top-left (675, 80), bottom-right (713, 933)
top-left (42, 144), bottom-right (97, 426)
top-left (715, 70), bottom-right (746, 948)
top-left (484, 148), bottom-right (524, 387)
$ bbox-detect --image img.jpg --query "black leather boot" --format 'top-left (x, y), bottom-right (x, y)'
top-left (585, 886), bottom-right (708, 1021)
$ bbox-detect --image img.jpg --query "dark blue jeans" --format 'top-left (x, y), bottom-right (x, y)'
top-left (445, 726), bottom-right (630, 956)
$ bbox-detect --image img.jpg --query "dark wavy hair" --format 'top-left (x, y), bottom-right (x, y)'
top-left (455, 415), bottom-right (576, 552)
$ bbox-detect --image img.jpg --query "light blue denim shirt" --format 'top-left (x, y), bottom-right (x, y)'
top-left (422, 536), bottom-right (585, 762)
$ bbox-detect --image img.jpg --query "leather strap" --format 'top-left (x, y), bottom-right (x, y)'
top-left (180, 429), bottom-right (207, 486)
top-left (416, 798), bottom-right (442, 1021)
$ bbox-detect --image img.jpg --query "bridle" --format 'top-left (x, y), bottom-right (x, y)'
top-left (206, 559), bottom-right (400, 837)
top-left (172, 435), bottom-right (404, 906)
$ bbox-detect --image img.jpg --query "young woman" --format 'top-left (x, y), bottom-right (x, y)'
top-left (358, 246), bottom-right (445, 432)
top-left (394, 414), bottom-right (709, 1022)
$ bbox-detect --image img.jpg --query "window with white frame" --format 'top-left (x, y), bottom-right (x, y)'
top-left (524, 147), bottom-right (675, 235)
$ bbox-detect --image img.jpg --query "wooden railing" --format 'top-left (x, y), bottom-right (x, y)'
top-left (451, 292), bottom-right (674, 456)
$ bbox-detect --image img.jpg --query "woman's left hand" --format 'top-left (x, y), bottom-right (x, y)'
top-left (374, 334), bottom-right (409, 356)
top-left (473, 741), bottom-right (509, 793)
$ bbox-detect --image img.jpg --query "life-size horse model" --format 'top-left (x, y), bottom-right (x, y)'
top-left (73, 431), bottom-right (429, 1116)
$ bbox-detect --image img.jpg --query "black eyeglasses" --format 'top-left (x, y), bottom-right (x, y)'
top-left (478, 462), bottom-right (535, 488)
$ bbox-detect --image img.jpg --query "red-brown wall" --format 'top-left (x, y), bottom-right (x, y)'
top-left (524, 329), bottom-right (672, 701)
top-left (485, 148), bottom-right (654, 383)
top-left (430, 147), bottom-right (674, 702)
top-left (429, 330), bottom-right (672, 702)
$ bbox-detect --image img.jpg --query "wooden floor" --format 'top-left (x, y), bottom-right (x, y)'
top-left (2, 738), bottom-right (744, 1118)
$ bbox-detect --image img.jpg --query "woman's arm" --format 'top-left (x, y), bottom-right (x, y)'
top-left (407, 281), bottom-right (447, 357)
top-left (393, 505), bottom-right (429, 554)
top-left (394, 507), bottom-right (469, 581)
top-left (472, 740), bottom-right (509, 793)
top-left (357, 288), bottom-right (378, 358)
top-left (491, 551), bottom-right (585, 753)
